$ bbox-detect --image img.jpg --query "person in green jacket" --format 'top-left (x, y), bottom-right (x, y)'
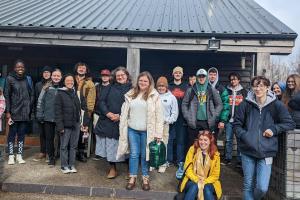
top-left (208, 67), bottom-right (230, 141)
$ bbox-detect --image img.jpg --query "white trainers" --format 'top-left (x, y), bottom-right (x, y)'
top-left (16, 154), bottom-right (26, 164)
top-left (8, 155), bottom-right (15, 165)
top-left (69, 166), bottom-right (77, 173)
top-left (149, 166), bottom-right (155, 172)
top-left (158, 165), bottom-right (167, 173)
top-left (61, 167), bottom-right (71, 174)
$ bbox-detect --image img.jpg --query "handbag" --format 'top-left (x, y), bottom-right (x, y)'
top-left (149, 140), bottom-right (166, 168)
top-left (174, 162), bottom-right (193, 200)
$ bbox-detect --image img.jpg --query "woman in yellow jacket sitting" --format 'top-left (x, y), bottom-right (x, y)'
top-left (180, 130), bottom-right (222, 200)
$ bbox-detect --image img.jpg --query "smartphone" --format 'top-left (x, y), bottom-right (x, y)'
top-left (8, 118), bottom-right (14, 126)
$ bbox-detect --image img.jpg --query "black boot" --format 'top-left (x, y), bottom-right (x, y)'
top-left (48, 157), bottom-right (55, 166)
top-left (77, 152), bottom-right (87, 163)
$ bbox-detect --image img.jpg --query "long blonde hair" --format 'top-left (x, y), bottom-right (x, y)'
top-left (130, 71), bottom-right (154, 100)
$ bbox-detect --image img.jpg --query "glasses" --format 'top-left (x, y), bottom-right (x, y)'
top-left (116, 73), bottom-right (126, 78)
top-left (287, 81), bottom-right (295, 83)
top-left (230, 78), bottom-right (238, 81)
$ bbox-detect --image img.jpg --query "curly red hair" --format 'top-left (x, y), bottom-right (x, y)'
top-left (193, 130), bottom-right (218, 160)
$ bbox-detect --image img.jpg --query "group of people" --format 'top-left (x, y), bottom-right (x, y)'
top-left (0, 59), bottom-right (299, 200)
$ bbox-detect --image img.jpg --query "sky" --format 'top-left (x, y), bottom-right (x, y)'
top-left (254, 0), bottom-right (300, 62)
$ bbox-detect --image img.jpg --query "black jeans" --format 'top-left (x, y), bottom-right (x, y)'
top-left (77, 131), bottom-right (85, 153)
top-left (7, 121), bottom-right (28, 155)
top-left (35, 121), bottom-right (46, 154)
top-left (44, 122), bottom-right (55, 159)
top-left (187, 120), bottom-right (209, 148)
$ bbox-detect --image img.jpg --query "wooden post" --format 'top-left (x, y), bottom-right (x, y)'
top-left (256, 52), bottom-right (271, 78)
top-left (126, 48), bottom-right (140, 85)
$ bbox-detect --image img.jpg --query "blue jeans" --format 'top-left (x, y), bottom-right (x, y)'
top-left (184, 181), bottom-right (216, 200)
top-left (241, 153), bottom-right (272, 200)
top-left (225, 122), bottom-right (240, 161)
top-left (128, 128), bottom-right (148, 177)
top-left (174, 114), bottom-right (187, 163)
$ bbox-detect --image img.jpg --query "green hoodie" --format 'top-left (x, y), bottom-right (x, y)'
top-left (196, 79), bottom-right (208, 120)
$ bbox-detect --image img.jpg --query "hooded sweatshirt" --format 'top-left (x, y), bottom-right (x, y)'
top-left (208, 67), bottom-right (230, 123)
top-left (227, 84), bottom-right (248, 122)
top-left (233, 90), bottom-right (295, 158)
top-left (159, 90), bottom-right (179, 124)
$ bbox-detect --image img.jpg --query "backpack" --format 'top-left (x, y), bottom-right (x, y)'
top-left (26, 76), bottom-right (33, 91)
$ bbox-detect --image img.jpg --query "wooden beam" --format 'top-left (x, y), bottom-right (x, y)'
top-left (256, 52), bottom-right (271, 78)
top-left (126, 48), bottom-right (140, 84)
top-left (0, 30), bottom-right (296, 54)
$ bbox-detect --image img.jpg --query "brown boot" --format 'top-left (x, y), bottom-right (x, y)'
top-left (32, 153), bottom-right (46, 162)
top-left (142, 176), bottom-right (150, 191)
top-left (126, 177), bottom-right (136, 190)
top-left (107, 166), bottom-right (117, 179)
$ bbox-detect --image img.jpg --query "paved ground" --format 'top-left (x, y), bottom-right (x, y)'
top-left (0, 191), bottom-right (130, 200)
top-left (0, 146), bottom-right (243, 199)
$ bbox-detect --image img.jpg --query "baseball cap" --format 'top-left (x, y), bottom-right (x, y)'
top-left (100, 69), bottom-right (111, 76)
top-left (196, 69), bottom-right (207, 76)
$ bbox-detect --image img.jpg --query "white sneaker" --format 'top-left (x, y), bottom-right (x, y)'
top-left (158, 165), bottom-right (167, 173)
top-left (16, 154), bottom-right (26, 164)
top-left (8, 155), bottom-right (15, 165)
top-left (69, 166), bottom-right (77, 173)
top-left (149, 166), bottom-right (155, 172)
top-left (61, 167), bottom-right (71, 174)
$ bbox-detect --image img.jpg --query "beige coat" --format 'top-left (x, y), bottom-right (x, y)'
top-left (116, 89), bottom-right (164, 161)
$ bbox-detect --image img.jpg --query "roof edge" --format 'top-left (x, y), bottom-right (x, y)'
top-left (0, 26), bottom-right (298, 40)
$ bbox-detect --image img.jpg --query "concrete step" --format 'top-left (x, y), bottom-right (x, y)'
top-left (0, 147), bottom-right (243, 200)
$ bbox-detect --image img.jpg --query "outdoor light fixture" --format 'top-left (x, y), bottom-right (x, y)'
top-left (208, 37), bottom-right (221, 50)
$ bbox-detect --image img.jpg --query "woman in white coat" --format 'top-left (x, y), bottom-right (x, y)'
top-left (117, 71), bottom-right (164, 191)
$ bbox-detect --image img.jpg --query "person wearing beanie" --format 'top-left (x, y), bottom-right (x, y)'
top-left (208, 67), bottom-right (230, 143)
top-left (182, 68), bottom-right (223, 147)
top-left (156, 76), bottom-right (178, 172)
top-left (33, 65), bottom-right (53, 162)
top-left (168, 66), bottom-right (188, 178)
top-left (271, 81), bottom-right (286, 100)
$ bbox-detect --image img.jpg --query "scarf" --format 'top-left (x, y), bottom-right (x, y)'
top-left (0, 95), bottom-right (5, 131)
top-left (193, 148), bottom-right (211, 200)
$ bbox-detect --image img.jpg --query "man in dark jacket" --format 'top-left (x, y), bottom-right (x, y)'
top-left (233, 76), bottom-right (295, 200)
top-left (168, 66), bottom-right (189, 177)
top-left (208, 67), bottom-right (230, 141)
top-left (223, 72), bottom-right (248, 166)
top-left (182, 68), bottom-right (223, 147)
top-left (5, 60), bottom-right (34, 165)
top-left (33, 66), bottom-right (52, 162)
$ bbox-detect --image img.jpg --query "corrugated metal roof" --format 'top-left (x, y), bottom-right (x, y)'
top-left (0, 0), bottom-right (297, 39)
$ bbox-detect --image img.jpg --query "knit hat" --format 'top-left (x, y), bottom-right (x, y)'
top-left (41, 66), bottom-right (53, 73)
top-left (196, 68), bottom-right (208, 76)
top-left (276, 81), bottom-right (286, 92)
top-left (173, 66), bottom-right (183, 74)
top-left (156, 76), bottom-right (168, 88)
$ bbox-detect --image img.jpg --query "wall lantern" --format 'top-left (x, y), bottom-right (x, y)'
top-left (208, 37), bottom-right (221, 50)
